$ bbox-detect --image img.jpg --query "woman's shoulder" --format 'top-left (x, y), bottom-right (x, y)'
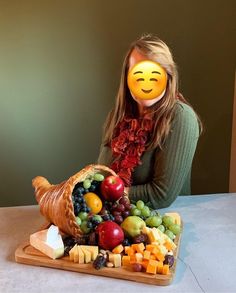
top-left (170, 101), bottom-right (200, 137)
top-left (173, 101), bottom-right (198, 123)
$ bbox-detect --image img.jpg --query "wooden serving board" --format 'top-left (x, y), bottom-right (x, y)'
top-left (15, 216), bottom-right (182, 286)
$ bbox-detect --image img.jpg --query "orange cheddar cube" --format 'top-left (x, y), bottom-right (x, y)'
top-left (155, 252), bottom-right (165, 262)
top-left (127, 247), bottom-right (135, 256)
top-left (146, 244), bottom-right (155, 252)
top-left (130, 255), bottom-right (137, 264)
top-left (148, 259), bottom-right (159, 266)
top-left (112, 244), bottom-right (124, 254)
top-left (122, 255), bottom-right (130, 266)
top-left (136, 243), bottom-right (145, 253)
top-left (152, 247), bottom-right (160, 255)
top-left (162, 264), bottom-right (170, 275)
top-left (146, 260), bottom-right (159, 275)
top-left (124, 246), bottom-right (130, 254)
top-left (143, 250), bottom-right (151, 260)
top-left (141, 260), bottom-right (149, 269)
top-left (146, 264), bottom-right (157, 274)
top-left (157, 261), bottom-right (164, 274)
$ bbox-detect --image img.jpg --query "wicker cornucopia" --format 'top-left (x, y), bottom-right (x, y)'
top-left (32, 164), bottom-right (117, 237)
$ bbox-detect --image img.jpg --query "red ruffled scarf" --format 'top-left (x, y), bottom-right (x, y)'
top-left (110, 116), bottom-right (154, 186)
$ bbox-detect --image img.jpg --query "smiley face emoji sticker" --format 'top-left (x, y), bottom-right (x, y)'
top-left (127, 60), bottom-right (167, 100)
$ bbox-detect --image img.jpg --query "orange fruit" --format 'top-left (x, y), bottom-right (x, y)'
top-left (83, 192), bottom-right (103, 214)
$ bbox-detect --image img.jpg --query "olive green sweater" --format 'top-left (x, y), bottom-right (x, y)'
top-left (97, 101), bottom-right (200, 209)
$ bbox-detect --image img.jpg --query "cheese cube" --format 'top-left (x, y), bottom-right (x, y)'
top-left (80, 247), bottom-right (91, 263)
top-left (69, 244), bottom-right (77, 261)
top-left (80, 245), bottom-right (98, 261)
top-left (122, 255), bottom-right (130, 266)
top-left (77, 245), bottom-right (85, 264)
top-left (73, 245), bottom-right (79, 263)
top-left (109, 253), bottom-right (121, 268)
top-left (143, 250), bottom-right (151, 260)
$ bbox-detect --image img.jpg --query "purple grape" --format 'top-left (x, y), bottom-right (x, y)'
top-left (119, 196), bottom-right (130, 205)
top-left (112, 210), bottom-right (122, 217)
top-left (116, 204), bottom-right (125, 212)
top-left (132, 263), bottom-right (143, 272)
top-left (125, 204), bottom-right (132, 210)
top-left (93, 255), bottom-right (107, 270)
top-left (164, 255), bottom-right (174, 267)
top-left (111, 202), bottom-right (118, 211)
top-left (114, 215), bottom-right (123, 224)
top-left (132, 234), bottom-right (148, 244)
top-left (122, 210), bottom-right (130, 218)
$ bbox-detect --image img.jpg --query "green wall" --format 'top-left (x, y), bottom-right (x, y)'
top-left (0, 1), bottom-right (235, 206)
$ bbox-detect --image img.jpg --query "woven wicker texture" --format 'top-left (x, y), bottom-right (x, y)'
top-left (32, 164), bottom-right (117, 237)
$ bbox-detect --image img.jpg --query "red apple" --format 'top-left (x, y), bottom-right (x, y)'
top-left (100, 175), bottom-right (125, 202)
top-left (96, 221), bottom-right (124, 250)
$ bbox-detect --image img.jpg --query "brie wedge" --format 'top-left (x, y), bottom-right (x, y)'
top-left (30, 225), bottom-right (64, 259)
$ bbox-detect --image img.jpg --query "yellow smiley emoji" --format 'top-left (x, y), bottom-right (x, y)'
top-left (127, 60), bottom-right (167, 100)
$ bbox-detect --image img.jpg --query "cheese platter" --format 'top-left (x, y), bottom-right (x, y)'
top-left (15, 164), bottom-right (183, 286)
top-left (15, 222), bottom-right (181, 286)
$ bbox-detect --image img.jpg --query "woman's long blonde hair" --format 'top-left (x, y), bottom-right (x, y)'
top-left (103, 33), bottom-right (202, 150)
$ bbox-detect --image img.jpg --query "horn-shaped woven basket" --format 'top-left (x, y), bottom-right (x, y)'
top-left (32, 164), bottom-right (117, 238)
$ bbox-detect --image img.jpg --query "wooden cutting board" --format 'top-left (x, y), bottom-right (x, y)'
top-left (15, 215), bottom-right (182, 286)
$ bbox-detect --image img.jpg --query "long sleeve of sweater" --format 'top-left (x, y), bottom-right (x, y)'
top-left (129, 102), bottom-right (199, 208)
top-left (97, 102), bottom-right (200, 209)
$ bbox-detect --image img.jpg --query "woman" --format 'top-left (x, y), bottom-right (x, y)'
top-left (97, 34), bottom-right (202, 209)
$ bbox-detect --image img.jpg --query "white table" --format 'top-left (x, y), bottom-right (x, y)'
top-left (1, 193), bottom-right (236, 293)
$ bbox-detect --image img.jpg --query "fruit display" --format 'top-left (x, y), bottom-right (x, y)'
top-left (29, 164), bottom-right (182, 283)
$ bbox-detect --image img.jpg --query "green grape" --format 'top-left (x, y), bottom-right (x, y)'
top-left (83, 179), bottom-right (91, 189)
top-left (80, 221), bottom-right (91, 234)
top-left (150, 210), bottom-right (157, 216)
top-left (157, 224), bottom-right (165, 233)
top-left (78, 212), bottom-right (88, 221)
top-left (165, 229), bottom-right (175, 240)
top-left (136, 200), bottom-right (145, 210)
top-left (169, 224), bottom-right (181, 235)
top-left (145, 216), bottom-right (162, 227)
top-left (131, 208), bottom-right (141, 216)
top-left (75, 216), bottom-right (82, 226)
top-left (92, 215), bottom-right (103, 223)
top-left (162, 215), bottom-right (175, 228)
top-left (141, 206), bottom-right (151, 218)
top-left (93, 173), bottom-right (105, 181)
top-left (145, 217), bottom-right (152, 226)
top-left (131, 204), bottom-right (136, 210)
top-left (150, 216), bottom-right (162, 227)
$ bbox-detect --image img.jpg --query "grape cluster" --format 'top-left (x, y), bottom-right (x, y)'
top-left (76, 212), bottom-right (105, 234)
top-left (86, 215), bottom-right (103, 231)
top-left (110, 196), bottom-right (132, 224)
top-left (131, 200), bottom-right (152, 219)
top-left (122, 238), bottom-right (131, 246)
top-left (93, 250), bottom-right (108, 270)
top-left (63, 232), bottom-right (99, 255)
top-left (63, 236), bottom-right (77, 256)
top-left (161, 215), bottom-right (181, 240)
top-left (164, 254), bottom-right (175, 267)
top-left (98, 205), bottom-right (114, 222)
top-left (131, 200), bottom-right (181, 240)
